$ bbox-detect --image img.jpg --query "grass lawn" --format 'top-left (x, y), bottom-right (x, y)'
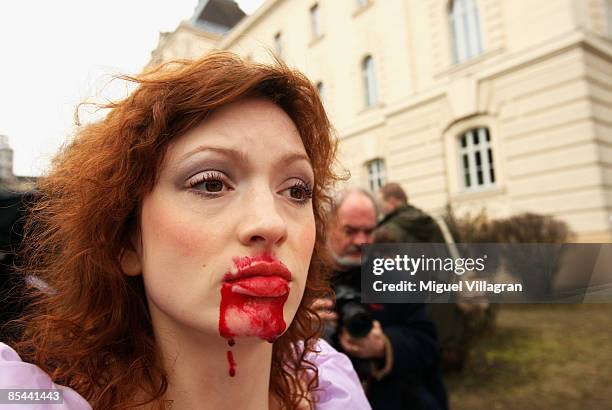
top-left (446, 304), bottom-right (612, 410)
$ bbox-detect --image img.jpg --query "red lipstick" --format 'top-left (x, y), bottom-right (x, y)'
top-left (223, 257), bottom-right (291, 297)
top-left (229, 276), bottom-right (288, 297)
top-left (226, 255), bottom-right (292, 281)
top-left (219, 254), bottom-right (292, 356)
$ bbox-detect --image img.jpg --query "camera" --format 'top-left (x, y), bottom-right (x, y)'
top-left (335, 285), bottom-right (373, 338)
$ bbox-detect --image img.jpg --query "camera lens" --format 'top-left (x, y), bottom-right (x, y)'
top-left (342, 302), bottom-right (373, 338)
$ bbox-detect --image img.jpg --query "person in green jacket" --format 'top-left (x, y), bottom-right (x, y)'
top-left (377, 183), bottom-right (445, 244)
top-left (376, 182), bottom-right (468, 372)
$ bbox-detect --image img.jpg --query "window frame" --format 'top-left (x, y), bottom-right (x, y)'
top-left (353, 0), bottom-right (373, 17)
top-left (361, 55), bottom-right (378, 108)
top-left (310, 3), bottom-right (321, 39)
top-left (457, 127), bottom-right (495, 191)
top-left (366, 158), bottom-right (386, 192)
top-left (316, 81), bottom-right (325, 104)
top-left (443, 115), bottom-right (503, 199)
top-left (607, 0), bottom-right (612, 36)
top-left (274, 32), bottom-right (283, 58)
top-left (448, 0), bottom-right (483, 64)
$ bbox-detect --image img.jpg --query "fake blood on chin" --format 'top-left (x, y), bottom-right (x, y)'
top-left (218, 255), bottom-right (291, 377)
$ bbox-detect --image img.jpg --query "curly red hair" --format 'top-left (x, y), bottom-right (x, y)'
top-left (13, 52), bottom-right (340, 409)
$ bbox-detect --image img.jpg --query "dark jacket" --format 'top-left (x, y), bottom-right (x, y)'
top-left (0, 190), bottom-right (31, 341)
top-left (331, 266), bottom-right (448, 410)
top-left (376, 204), bottom-right (465, 350)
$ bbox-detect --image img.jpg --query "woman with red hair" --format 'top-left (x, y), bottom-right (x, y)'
top-left (0, 52), bottom-right (369, 410)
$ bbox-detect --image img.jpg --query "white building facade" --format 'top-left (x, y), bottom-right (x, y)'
top-left (152, 0), bottom-right (612, 242)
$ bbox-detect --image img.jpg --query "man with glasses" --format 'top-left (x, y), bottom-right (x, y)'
top-left (316, 188), bottom-right (448, 410)
top-left (328, 188), bottom-right (378, 268)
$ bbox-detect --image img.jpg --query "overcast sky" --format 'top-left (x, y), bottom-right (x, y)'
top-left (0, 0), bottom-right (265, 177)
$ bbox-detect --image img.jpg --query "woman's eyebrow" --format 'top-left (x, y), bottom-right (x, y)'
top-left (179, 146), bottom-right (249, 163)
top-left (276, 152), bottom-right (312, 167)
top-left (180, 146), bottom-right (312, 171)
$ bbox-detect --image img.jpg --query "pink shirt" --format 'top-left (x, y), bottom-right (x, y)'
top-left (0, 340), bottom-right (370, 409)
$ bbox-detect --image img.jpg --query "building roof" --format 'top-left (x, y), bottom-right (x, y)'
top-left (0, 136), bottom-right (9, 150)
top-left (192, 0), bottom-right (246, 33)
top-left (219, 0), bottom-right (279, 49)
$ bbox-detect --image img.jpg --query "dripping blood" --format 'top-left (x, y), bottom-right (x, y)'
top-left (227, 350), bottom-right (236, 377)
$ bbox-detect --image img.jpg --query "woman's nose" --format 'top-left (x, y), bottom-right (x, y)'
top-left (237, 186), bottom-right (288, 248)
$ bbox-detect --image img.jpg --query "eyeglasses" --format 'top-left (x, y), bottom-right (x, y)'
top-left (342, 225), bottom-right (376, 237)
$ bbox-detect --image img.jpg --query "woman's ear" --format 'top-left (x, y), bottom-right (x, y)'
top-left (120, 247), bottom-right (142, 276)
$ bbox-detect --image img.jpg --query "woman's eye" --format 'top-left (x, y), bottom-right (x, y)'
top-left (290, 187), bottom-right (306, 199)
top-left (289, 186), bottom-right (307, 200)
top-left (187, 171), bottom-right (231, 196)
top-left (283, 180), bottom-right (313, 204)
top-left (201, 180), bottom-right (223, 192)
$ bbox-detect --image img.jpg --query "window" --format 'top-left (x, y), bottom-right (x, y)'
top-left (362, 55), bottom-right (378, 108)
top-left (316, 81), bottom-right (325, 104)
top-left (366, 159), bottom-right (386, 192)
top-left (458, 127), bottom-right (495, 190)
top-left (449, 0), bottom-right (483, 63)
top-left (310, 4), bottom-right (321, 38)
top-left (607, 0), bottom-right (612, 36)
top-left (274, 32), bottom-right (282, 57)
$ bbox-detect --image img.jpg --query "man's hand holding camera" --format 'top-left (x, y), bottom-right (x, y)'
top-left (339, 320), bottom-right (386, 359)
top-left (313, 293), bottom-right (390, 362)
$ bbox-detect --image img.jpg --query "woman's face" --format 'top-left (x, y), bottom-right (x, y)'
top-left (126, 98), bottom-right (316, 344)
